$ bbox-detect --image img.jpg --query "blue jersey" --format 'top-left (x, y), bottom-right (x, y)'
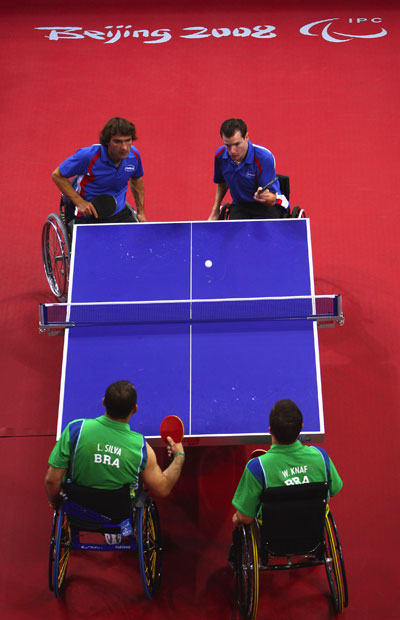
top-left (213, 140), bottom-right (280, 205)
top-left (59, 144), bottom-right (144, 215)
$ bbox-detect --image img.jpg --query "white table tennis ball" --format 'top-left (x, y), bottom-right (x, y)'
top-left (205, 259), bottom-right (213, 268)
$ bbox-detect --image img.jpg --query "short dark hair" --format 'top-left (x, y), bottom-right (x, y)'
top-left (269, 399), bottom-right (303, 444)
top-left (99, 117), bottom-right (137, 146)
top-left (220, 118), bottom-right (247, 138)
top-left (104, 381), bottom-right (137, 419)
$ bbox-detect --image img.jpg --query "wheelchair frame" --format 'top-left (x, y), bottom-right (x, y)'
top-left (48, 489), bottom-right (162, 599)
top-left (230, 482), bottom-right (348, 619)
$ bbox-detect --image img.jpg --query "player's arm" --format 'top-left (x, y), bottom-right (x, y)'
top-left (328, 458), bottom-right (343, 496)
top-left (208, 181), bottom-right (228, 221)
top-left (45, 465), bottom-right (66, 509)
top-left (129, 176), bottom-right (146, 222)
top-left (232, 461), bottom-right (263, 526)
top-left (141, 438), bottom-right (184, 498)
top-left (51, 166), bottom-right (98, 218)
top-left (253, 151), bottom-right (278, 206)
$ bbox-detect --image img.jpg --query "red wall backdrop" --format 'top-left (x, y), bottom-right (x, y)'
top-left (1, 1), bottom-right (399, 618)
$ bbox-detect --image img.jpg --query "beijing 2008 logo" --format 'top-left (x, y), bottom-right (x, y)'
top-left (300, 18), bottom-right (387, 42)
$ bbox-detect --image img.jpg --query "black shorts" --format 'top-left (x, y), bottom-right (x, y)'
top-left (228, 202), bottom-right (287, 220)
top-left (78, 205), bottom-right (137, 224)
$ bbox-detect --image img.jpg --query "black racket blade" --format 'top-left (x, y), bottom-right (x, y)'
top-left (91, 194), bottom-right (117, 218)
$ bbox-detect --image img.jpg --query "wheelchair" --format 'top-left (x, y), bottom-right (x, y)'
top-left (219, 174), bottom-right (306, 220)
top-left (42, 197), bottom-right (72, 302)
top-left (42, 182), bottom-right (139, 302)
top-left (230, 482), bottom-right (348, 619)
top-left (48, 482), bottom-right (162, 599)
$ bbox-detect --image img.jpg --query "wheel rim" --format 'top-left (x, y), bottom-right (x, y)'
top-left (48, 511), bottom-right (57, 592)
top-left (42, 214), bottom-right (70, 301)
top-left (138, 499), bottom-right (162, 598)
top-left (324, 509), bottom-right (345, 613)
top-left (53, 511), bottom-right (71, 597)
top-left (233, 524), bottom-right (259, 620)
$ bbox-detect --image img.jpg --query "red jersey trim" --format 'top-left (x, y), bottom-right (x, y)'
top-left (79, 150), bottom-right (101, 197)
top-left (254, 154), bottom-right (262, 175)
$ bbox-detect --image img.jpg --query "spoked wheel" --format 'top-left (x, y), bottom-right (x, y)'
top-left (48, 511), bottom-right (57, 592)
top-left (138, 497), bottom-right (162, 598)
top-left (52, 508), bottom-right (72, 598)
top-left (42, 213), bottom-right (71, 301)
top-left (232, 523), bottom-right (259, 620)
top-left (324, 506), bottom-right (348, 613)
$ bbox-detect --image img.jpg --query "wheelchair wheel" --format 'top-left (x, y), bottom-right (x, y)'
top-left (42, 213), bottom-right (71, 302)
top-left (48, 511), bottom-right (57, 591)
top-left (291, 206), bottom-right (306, 219)
top-left (52, 508), bottom-right (72, 598)
top-left (138, 496), bottom-right (162, 599)
top-left (232, 523), bottom-right (259, 620)
top-left (324, 507), bottom-right (348, 613)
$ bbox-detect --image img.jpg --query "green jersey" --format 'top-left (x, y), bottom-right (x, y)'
top-left (48, 415), bottom-right (147, 490)
top-left (232, 441), bottom-right (343, 518)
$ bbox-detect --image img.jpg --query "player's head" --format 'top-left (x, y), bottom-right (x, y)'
top-left (103, 380), bottom-right (137, 419)
top-left (220, 118), bottom-right (247, 139)
top-left (220, 119), bottom-right (249, 163)
top-left (99, 117), bottom-right (137, 146)
top-left (269, 399), bottom-right (303, 444)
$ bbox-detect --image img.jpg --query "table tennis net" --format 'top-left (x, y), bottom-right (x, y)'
top-left (39, 295), bottom-right (343, 329)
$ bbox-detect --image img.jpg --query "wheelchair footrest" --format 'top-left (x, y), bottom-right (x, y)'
top-left (72, 541), bottom-right (139, 552)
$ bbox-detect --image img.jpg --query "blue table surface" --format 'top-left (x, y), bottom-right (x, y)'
top-left (70, 219), bottom-right (313, 302)
top-left (57, 220), bottom-right (324, 444)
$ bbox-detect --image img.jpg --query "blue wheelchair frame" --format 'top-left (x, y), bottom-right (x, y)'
top-left (49, 488), bottom-right (162, 599)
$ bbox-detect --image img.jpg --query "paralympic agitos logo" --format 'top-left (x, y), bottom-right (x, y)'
top-left (300, 18), bottom-right (387, 42)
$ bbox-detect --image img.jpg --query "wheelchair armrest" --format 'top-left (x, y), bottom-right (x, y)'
top-left (125, 202), bottom-right (139, 222)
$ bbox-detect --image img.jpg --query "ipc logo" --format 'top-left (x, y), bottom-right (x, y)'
top-left (300, 18), bottom-right (387, 42)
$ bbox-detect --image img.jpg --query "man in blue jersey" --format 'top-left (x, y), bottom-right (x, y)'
top-left (52, 117), bottom-right (146, 223)
top-left (232, 399), bottom-right (342, 525)
top-left (208, 118), bottom-right (288, 220)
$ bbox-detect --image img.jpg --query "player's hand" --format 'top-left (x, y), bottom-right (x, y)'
top-left (253, 188), bottom-right (276, 205)
top-left (232, 510), bottom-right (253, 526)
top-left (47, 493), bottom-right (63, 510)
top-left (137, 212), bottom-right (147, 222)
top-left (254, 187), bottom-right (270, 202)
top-left (76, 199), bottom-right (98, 218)
top-left (166, 436), bottom-right (184, 459)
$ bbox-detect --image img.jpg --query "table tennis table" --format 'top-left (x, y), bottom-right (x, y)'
top-left (46, 219), bottom-right (337, 446)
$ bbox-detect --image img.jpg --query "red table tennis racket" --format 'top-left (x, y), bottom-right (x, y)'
top-left (250, 448), bottom-right (266, 459)
top-left (91, 194), bottom-right (117, 219)
top-left (160, 415), bottom-right (185, 443)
